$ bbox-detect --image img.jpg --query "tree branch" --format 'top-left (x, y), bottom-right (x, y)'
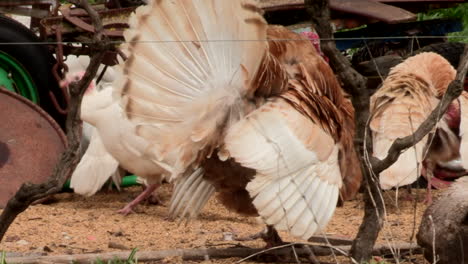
top-left (372, 45), bottom-right (468, 173)
top-left (305, 1), bottom-right (383, 262)
top-left (0, 0), bottom-right (110, 241)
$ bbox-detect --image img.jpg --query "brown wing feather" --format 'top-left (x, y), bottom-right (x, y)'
top-left (202, 156), bottom-right (257, 216)
top-left (268, 25), bottom-right (362, 202)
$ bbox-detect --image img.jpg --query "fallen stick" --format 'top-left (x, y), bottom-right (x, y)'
top-left (5, 243), bottom-right (421, 263)
top-left (308, 235), bottom-right (354, 246)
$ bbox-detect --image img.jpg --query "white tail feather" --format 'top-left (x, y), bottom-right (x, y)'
top-left (70, 127), bottom-right (120, 196)
top-left (169, 168), bottom-right (215, 220)
top-left (115, 0), bottom-right (268, 179)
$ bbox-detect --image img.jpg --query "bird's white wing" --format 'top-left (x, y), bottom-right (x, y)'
top-left (223, 99), bottom-right (342, 240)
top-left (70, 127), bottom-right (120, 196)
top-left (114, 0), bottom-right (269, 178)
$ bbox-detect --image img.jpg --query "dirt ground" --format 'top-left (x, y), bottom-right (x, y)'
top-left (0, 183), bottom-right (438, 263)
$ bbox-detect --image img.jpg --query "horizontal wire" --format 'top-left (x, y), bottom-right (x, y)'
top-left (0, 35), bottom-right (466, 45)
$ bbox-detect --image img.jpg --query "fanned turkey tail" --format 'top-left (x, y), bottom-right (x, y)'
top-left (114, 0), bottom-right (269, 179)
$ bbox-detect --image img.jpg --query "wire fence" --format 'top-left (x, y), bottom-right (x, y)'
top-left (0, 35), bottom-right (466, 45)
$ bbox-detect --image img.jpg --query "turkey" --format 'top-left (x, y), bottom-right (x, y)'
top-left (114, 0), bottom-right (362, 241)
top-left (370, 52), bottom-right (460, 202)
top-left (64, 69), bottom-right (166, 215)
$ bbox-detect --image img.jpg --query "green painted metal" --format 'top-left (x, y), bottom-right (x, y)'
top-left (0, 51), bottom-right (39, 103)
top-left (62, 175), bottom-right (141, 192)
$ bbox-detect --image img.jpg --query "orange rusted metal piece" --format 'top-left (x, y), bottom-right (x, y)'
top-left (0, 88), bottom-right (66, 208)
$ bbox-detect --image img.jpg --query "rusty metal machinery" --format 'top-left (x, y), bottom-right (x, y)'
top-left (0, 88), bottom-right (66, 208)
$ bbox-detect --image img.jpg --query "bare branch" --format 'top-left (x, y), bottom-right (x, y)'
top-left (372, 44), bottom-right (468, 173)
top-left (0, 0), bottom-right (110, 241)
top-left (305, 1), bottom-right (383, 262)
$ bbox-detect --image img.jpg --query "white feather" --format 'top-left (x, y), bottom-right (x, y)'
top-left (70, 126), bottom-right (120, 196)
top-left (224, 100), bottom-right (342, 240)
top-left (79, 81), bottom-right (169, 189)
top-left (169, 168), bottom-right (215, 220)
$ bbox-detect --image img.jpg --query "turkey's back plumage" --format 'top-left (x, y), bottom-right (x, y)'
top-left (370, 52), bottom-right (456, 189)
top-left (267, 26), bottom-right (362, 201)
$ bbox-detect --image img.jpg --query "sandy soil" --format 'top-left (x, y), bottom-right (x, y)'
top-left (0, 184), bottom-right (437, 263)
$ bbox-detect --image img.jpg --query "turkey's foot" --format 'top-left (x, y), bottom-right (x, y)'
top-left (398, 185), bottom-right (415, 202)
top-left (234, 225), bottom-right (285, 248)
top-left (117, 205), bottom-right (136, 216)
top-left (145, 192), bottom-right (163, 206)
top-left (117, 183), bottom-right (160, 215)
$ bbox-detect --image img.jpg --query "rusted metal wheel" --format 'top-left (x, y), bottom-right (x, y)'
top-left (0, 88), bottom-right (66, 208)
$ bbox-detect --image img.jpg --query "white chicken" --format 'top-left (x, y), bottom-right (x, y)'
top-left (65, 71), bottom-right (124, 196)
top-left (64, 67), bottom-right (166, 214)
top-left (112, 0), bottom-right (361, 241)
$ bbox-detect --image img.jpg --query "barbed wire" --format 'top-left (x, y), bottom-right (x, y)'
top-left (0, 35), bottom-right (466, 45)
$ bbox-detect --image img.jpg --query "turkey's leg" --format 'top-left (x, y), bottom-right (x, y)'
top-left (117, 183), bottom-right (160, 215)
top-left (262, 225), bottom-right (284, 248)
top-left (422, 162), bottom-right (435, 204)
top-left (399, 184), bottom-right (414, 202)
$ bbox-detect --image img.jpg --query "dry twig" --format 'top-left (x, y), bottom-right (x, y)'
top-left (4, 243), bottom-right (421, 264)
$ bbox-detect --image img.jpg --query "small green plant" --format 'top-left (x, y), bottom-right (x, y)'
top-left (95, 248), bottom-right (139, 264)
top-left (0, 251), bottom-right (6, 264)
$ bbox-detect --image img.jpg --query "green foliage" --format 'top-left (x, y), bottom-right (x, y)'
top-left (417, 3), bottom-right (468, 43)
